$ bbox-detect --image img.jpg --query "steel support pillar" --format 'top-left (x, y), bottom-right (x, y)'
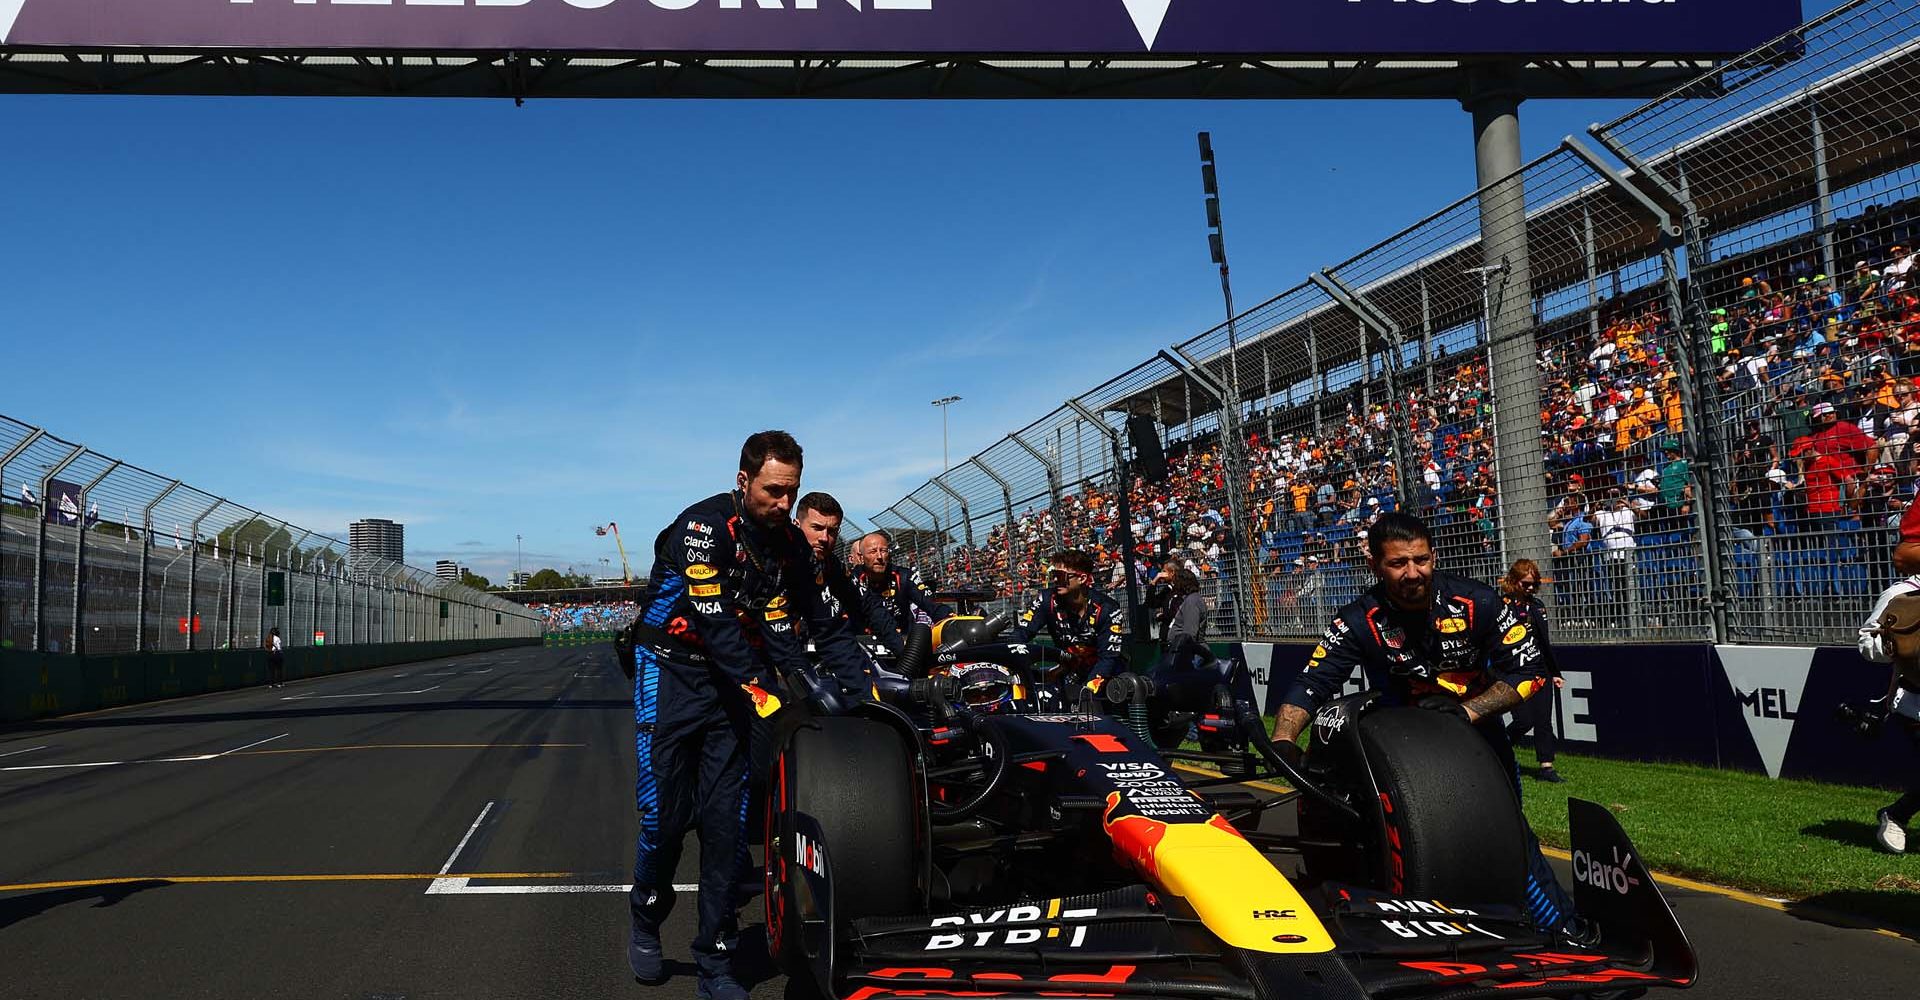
top-left (1161, 348), bottom-right (1256, 636)
top-left (136, 480), bottom-right (182, 653)
top-left (974, 456), bottom-right (1020, 587)
top-left (1464, 66), bottom-right (1552, 566)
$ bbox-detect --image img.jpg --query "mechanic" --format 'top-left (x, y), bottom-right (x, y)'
top-left (1009, 549), bottom-right (1128, 695)
top-left (1856, 496), bottom-right (1920, 855)
top-left (855, 530), bottom-right (955, 631)
top-left (794, 491), bottom-right (906, 663)
top-left (624, 431), bottom-right (872, 1000)
top-left (1266, 513), bottom-right (1581, 939)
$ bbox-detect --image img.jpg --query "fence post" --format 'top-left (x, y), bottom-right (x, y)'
top-left (930, 475), bottom-right (975, 553)
top-left (903, 495), bottom-right (944, 576)
top-left (224, 514), bottom-right (260, 651)
top-left (974, 454), bottom-right (1020, 592)
top-left (1064, 399), bottom-right (1147, 634)
top-left (1311, 271), bottom-right (1416, 513)
top-left (1160, 348), bottom-right (1257, 638)
top-left (1009, 430), bottom-right (1065, 551)
top-left (181, 497), bottom-right (223, 653)
top-left (0, 429), bottom-right (46, 646)
top-left (134, 481), bottom-right (181, 654)
top-left (1572, 133), bottom-right (1731, 644)
top-left (32, 444), bottom-right (85, 653)
top-left (70, 460), bottom-right (120, 656)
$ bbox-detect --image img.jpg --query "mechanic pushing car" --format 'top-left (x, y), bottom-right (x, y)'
top-left (1267, 512), bottom-right (1582, 939)
top-left (624, 431), bottom-right (873, 1000)
top-left (1009, 548), bottom-right (1128, 695)
top-left (855, 530), bottom-right (954, 631)
top-left (793, 491), bottom-right (906, 664)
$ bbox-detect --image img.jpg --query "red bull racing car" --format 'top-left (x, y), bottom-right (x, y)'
top-left (764, 613), bottom-right (1697, 1000)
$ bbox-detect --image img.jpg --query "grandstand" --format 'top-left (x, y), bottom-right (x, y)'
top-left (886, 0), bottom-right (1920, 648)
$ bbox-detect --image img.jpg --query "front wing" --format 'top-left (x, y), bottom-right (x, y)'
top-left (826, 801), bottom-right (1695, 1000)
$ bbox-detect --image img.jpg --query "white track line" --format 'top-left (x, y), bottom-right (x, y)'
top-left (219, 734), bottom-right (288, 756)
top-left (422, 801), bottom-right (698, 897)
top-left (438, 802), bottom-right (494, 874)
top-left (2, 734), bottom-right (287, 773)
top-left (0, 745), bottom-right (49, 759)
top-left (282, 685), bottom-right (439, 701)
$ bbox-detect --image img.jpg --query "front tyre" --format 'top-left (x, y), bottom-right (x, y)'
top-left (765, 716), bottom-right (918, 979)
top-left (1358, 707), bottom-right (1529, 909)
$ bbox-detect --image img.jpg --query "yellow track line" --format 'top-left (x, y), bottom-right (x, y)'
top-left (0, 872), bottom-right (576, 893)
top-left (228, 743), bottom-right (583, 756)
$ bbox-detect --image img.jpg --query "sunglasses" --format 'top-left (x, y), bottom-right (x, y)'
top-left (1046, 567), bottom-right (1092, 585)
top-left (1520, 580), bottom-right (1542, 590)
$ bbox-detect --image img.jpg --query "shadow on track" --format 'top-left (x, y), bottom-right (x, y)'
top-left (0, 880), bottom-right (169, 931)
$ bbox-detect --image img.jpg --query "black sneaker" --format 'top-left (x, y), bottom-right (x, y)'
top-left (1537, 767), bottom-right (1567, 784)
top-left (696, 970), bottom-right (749, 1000)
top-left (628, 921), bottom-right (665, 983)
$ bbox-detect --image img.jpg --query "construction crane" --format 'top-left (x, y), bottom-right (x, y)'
top-left (594, 522), bottom-right (635, 585)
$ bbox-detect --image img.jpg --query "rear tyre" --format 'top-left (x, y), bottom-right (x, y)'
top-left (765, 716), bottom-right (918, 979)
top-left (1358, 708), bottom-right (1528, 909)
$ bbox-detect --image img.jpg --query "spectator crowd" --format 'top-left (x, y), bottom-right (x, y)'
top-left (905, 217), bottom-right (1920, 640)
top-left (532, 600), bottom-right (639, 635)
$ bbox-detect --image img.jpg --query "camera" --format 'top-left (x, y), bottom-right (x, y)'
top-left (1836, 699), bottom-right (1890, 739)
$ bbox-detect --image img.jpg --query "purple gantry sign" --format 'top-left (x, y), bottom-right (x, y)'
top-left (0, 0), bottom-right (1801, 57)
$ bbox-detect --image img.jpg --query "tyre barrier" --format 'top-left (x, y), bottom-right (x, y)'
top-left (0, 637), bottom-right (540, 724)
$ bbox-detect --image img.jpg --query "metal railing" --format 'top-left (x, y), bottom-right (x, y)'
top-left (0, 414), bottom-right (543, 655)
top-left (878, 0), bottom-right (1920, 648)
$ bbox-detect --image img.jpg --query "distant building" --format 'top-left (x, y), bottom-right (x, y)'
top-left (510, 571), bottom-right (531, 588)
top-left (593, 576), bottom-right (626, 588)
top-left (435, 560), bottom-right (459, 582)
top-left (349, 518), bottom-right (405, 565)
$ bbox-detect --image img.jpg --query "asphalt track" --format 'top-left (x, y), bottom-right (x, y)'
top-left (0, 645), bottom-right (1913, 999)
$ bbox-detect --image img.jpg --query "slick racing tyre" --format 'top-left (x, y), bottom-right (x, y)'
top-left (765, 716), bottom-right (918, 978)
top-left (1358, 708), bottom-right (1528, 910)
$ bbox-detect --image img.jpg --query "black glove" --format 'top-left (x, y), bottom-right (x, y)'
top-left (1416, 695), bottom-right (1471, 723)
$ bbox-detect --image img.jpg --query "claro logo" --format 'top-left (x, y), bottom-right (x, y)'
top-left (234, 0), bottom-right (933, 9)
top-left (1570, 846), bottom-right (1641, 896)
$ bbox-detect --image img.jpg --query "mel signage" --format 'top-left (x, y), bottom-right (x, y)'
top-left (0, 0), bottom-right (1800, 58)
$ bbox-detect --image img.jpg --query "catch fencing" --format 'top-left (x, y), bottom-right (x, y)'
top-left (876, 0), bottom-right (1920, 648)
top-left (0, 414), bottom-right (543, 655)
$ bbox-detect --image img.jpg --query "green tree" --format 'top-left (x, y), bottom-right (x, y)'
top-left (458, 569), bottom-right (493, 591)
top-left (525, 568), bottom-right (569, 590)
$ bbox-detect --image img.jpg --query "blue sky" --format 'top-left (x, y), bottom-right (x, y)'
top-left (0, 27), bottom-right (1822, 580)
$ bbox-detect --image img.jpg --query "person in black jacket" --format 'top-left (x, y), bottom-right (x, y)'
top-left (623, 431), bottom-right (870, 1000)
top-left (1501, 559), bottom-right (1567, 783)
top-left (794, 492), bottom-right (905, 666)
top-left (1009, 549), bottom-right (1128, 694)
top-left (1267, 514), bottom-right (1578, 939)
top-left (854, 531), bottom-right (954, 627)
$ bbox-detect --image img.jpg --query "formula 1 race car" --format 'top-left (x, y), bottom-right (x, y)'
top-left (764, 614), bottom-right (1697, 1000)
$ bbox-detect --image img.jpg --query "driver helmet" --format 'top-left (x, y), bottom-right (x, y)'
top-left (951, 662), bottom-right (1014, 713)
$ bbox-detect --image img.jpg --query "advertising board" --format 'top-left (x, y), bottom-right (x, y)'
top-left (0, 0), bottom-right (1801, 58)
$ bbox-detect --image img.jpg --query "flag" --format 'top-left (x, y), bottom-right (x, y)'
top-left (173, 524), bottom-right (185, 551)
top-left (86, 502), bottom-right (100, 528)
top-left (20, 484), bottom-right (35, 506)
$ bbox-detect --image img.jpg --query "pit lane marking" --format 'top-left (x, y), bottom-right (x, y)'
top-left (0, 745), bottom-right (50, 759)
top-left (228, 743), bottom-right (583, 757)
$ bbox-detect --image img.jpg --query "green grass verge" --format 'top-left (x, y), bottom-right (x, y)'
top-left (1512, 746), bottom-right (1920, 930)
